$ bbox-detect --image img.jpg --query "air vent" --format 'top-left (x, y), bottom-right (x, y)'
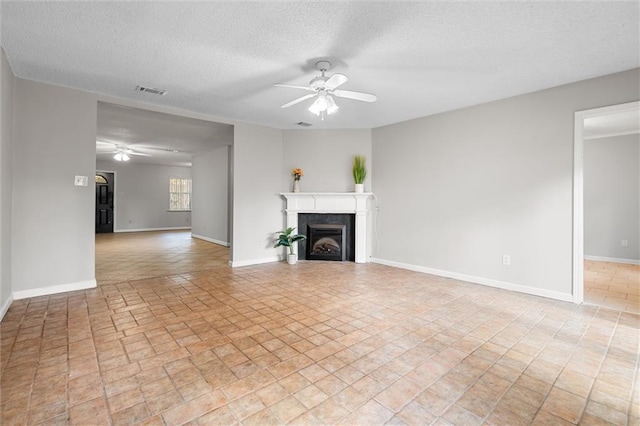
top-left (296, 122), bottom-right (312, 127)
top-left (135, 85), bottom-right (167, 96)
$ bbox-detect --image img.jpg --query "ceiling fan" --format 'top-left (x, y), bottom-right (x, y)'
top-left (96, 141), bottom-right (152, 162)
top-left (275, 61), bottom-right (377, 119)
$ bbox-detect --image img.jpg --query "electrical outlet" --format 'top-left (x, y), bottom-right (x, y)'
top-left (622, 240), bottom-right (629, 247)
top-left (502, 255), bottom-right (511, 266)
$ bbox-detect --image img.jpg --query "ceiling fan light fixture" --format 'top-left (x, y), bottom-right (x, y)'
top-left (326, 96), bottom-right (339, 115)
top-left (114, 151), bottom-right (130, 161)
top-left (308, 98), bottom-right (322, 116)
top-left (277, 60), bottom-right (374, 119)
top-left (308, 92), bottom-right (330, 116)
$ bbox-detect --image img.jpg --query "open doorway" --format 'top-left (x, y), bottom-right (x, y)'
top-left (573, 101), bottom-right (639, 313)
top-left (95, 102), bottom-right (234, 285)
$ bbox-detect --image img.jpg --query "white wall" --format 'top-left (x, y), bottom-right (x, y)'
top-left (231, 124), bottom-right (284, 266)
top-left (372, 69), bottom-right (640, 299)
top-left (96, 160), bottom-right (191, 231)
top-left (282, 129), bottom-right (372, 192)
top-left (192, 145), bottom-right (229, 245)
top-left (4, 76), bottom-right (235, 302)
top-left (0, 48), bottom-right (15, 317)
top-left (12, 78), bottom-right (97, 297)
top-left (584, 133), bottom-right (640, 262)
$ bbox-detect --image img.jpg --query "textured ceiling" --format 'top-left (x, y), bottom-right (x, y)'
top-left (96, 102), bottom-right (233, 167)
top-left (1, 1), bottom-right (639, 130)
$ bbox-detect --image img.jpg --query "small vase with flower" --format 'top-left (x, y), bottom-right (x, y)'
top-left (291, 168), bottom-right (303, 192)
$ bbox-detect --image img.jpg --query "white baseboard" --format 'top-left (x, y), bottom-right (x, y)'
top-left (191, 234), bottom-right (229, 247)
top-left (114, 227), bottom-right (191, 233)
top-left (229, 256), bottom-right (281, 268)
top-left (0, 294), bottom-right (14, 321)
top-left (584, 255), bottom-right (640, 265)
top-left (13, 279), bottom-right (97, 300)
top-left (370, 258), bottom-right (573, 303)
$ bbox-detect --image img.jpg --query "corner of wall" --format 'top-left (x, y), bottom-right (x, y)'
top-left (0, 46), bottom-right (16, 320)
top-left (0, 294), bottom-right (13, 322)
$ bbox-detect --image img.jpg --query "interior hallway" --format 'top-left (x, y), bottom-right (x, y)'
top-left (584, 260), bottom-right (640, 315)
top-left (1, 242), bottom-right (638, 424)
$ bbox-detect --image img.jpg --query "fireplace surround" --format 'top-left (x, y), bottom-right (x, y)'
top-left (280, 192), bottom-right (372, 263)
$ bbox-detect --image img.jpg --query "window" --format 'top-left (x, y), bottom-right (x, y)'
top-left (169, 178), bottom-right (192, 211)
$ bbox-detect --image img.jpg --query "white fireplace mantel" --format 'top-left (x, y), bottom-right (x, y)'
top-left (280, 192), bottom-right (373, 263)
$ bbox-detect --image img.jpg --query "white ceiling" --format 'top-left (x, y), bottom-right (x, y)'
top-left (96, 102), bottom-right (233, 167)
top-left (1, 2), bottom-right (638, 130)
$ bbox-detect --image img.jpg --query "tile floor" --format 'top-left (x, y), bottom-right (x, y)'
top-left (1, 233), bottom-right (638, 425)
top-left (584, 260), bottom-right (640, 315)
top-left (95, 231), bottom-right (229, 285)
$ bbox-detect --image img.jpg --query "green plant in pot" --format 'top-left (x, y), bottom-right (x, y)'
top-left (274, 227), bottom-right (306, 264)
top-left (352, 155), bottom-right (367, 193)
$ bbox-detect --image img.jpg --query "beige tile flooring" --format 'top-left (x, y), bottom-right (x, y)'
top-left (1, 232), bottom-right (639, 425)
top-left (584, 260), bottom-right (640, 315)
top-left (95, 231), bottom-right (229, 285)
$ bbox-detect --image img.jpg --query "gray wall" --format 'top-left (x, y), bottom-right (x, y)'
top-left (192, 145), bottom-right (229, 245)
top-left (584, 134), bottom-right (640, 261)
top-left (96, 160), bottom-right (192, 231)
top-left (231, 124), bottom-right (283, 265)
top-left (0, 48), bottom-right (15, 315)
top-left (12, 78), bottom-right (97, 294)
top-left (282, 129), bottom-right (372, 192)
top-left (372, 69), bottom-right (639, 297)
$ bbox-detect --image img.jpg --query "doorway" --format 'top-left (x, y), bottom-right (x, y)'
top-left (95, 171), bottom-right (114, 233)
top-left (573, 101), bottom-right (640, 312)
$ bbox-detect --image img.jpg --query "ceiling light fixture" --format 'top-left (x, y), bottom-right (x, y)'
top-left (308, 91), bottom-right (339, 120)
top-left (113, 151), bottom-right (130, 161)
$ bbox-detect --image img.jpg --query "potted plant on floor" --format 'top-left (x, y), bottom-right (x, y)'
top-left (352, 155), bottom-right (367, 193)
top-left (274, 227), bottom-right (307, 264)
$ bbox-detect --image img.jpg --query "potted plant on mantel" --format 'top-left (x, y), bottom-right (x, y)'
top-left (352, 155), bottom-right (367, 193)
top-left (274, 227), bottom-right (306, 264)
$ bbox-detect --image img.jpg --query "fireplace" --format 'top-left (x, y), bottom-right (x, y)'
top-left (280, 192), bottom-right (372, 263)
top-left (307, 224), bottom-right (347, 261)
top-left (297, 213), bottom-right (355, 261)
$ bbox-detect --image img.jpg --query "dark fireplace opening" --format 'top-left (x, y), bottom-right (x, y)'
top-left (307, 224), bottom-right (346, 261)
top-left (297, 213), bottom-right (355, 262)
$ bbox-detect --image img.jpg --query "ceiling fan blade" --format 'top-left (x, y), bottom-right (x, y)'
top-left (274, 84), bottom-right (315, 92)
top-left (127, 151), bottom-right (152, 157)
top-left (281, 93), bottom-right (316, 109)
top-left (325, 73), bottom-right (349, 90)
top-left (333, 89), bottom-right (377, 103)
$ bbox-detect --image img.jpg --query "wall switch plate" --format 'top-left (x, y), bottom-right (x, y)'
top-left (622, 240), bottom-right (629, 247)
top-left (502, 255), bottom-right (511, 266)
top-left (74, 175), bottom-right (88, 186)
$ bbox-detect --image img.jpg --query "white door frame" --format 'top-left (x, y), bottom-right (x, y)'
top-left (572, 100), bottom-right (640, 304)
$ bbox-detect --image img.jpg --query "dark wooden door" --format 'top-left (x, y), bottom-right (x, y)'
top-left (95, 172), bottom-right (114, 233)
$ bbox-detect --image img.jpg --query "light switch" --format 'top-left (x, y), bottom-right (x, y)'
top-left (74, 175), bottom-right (88, 186)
